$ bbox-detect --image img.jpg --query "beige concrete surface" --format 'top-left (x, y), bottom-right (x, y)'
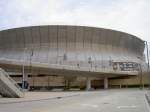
top-left (0, 91), bottom-right (81, 104)
top-left (0, 89), bottom-right (150, 112)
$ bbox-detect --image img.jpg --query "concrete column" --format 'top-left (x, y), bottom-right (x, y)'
top-left (120, 84), bottom-right (122, 88)
top-left (104, 77), bottom-right (108, 89)
top-left (86, 77), bottom-right (91, 91)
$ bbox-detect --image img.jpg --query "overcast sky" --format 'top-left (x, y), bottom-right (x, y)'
top-left (0, 0), bottom-right (150, 41)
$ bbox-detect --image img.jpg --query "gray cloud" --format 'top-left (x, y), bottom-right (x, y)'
top-left (0, 0), bottom-right (150, 41)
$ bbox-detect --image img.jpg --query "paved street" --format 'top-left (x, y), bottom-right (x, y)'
top-left (0, 89), bottom-right (150, 112)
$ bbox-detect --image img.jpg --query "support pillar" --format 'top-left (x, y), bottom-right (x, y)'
top-left (86, 77), bottom-right (91, 91)
top-left (104, 77), bottom-right (108, 89)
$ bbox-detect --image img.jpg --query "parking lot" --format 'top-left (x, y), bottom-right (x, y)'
top-left (0, 89), bottom-right (150, 112)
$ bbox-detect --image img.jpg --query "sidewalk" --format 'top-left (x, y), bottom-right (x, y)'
top-left (0, 92), bottom-right (80, 104)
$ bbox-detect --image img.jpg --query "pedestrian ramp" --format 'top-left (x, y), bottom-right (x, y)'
top-left (0, 68), bottom-right (24, 98)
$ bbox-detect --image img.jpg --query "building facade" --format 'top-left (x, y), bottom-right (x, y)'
top-left (0, 25), bottom-right (149, 90)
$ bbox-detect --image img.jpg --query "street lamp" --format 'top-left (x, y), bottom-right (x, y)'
top-left (145, 41), bottom-right (149, 70)
top-left (22, 48), bottom-right (27, 91)
top-left (138, 63), bottom-right (145, 90)
top-left (22, 48), bottom-right (33, 91)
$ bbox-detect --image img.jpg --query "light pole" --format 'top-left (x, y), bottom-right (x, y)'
top-left (139, 64), bottom-right (144, 89)
top-left (22, 48), bottom-right (27, 91)
top-left (30, 49), bottom-right (33, 90)
top-left (145, 41), bottom-right (149, 70)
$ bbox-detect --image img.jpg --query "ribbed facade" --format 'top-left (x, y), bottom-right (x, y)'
top-left (0, 25), bottom-right (145, 75)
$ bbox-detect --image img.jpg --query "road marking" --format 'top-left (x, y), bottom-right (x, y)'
top-left (80, 103), bottom-right (99, 108)
top-left (117, 105), bottom-right (137, 109)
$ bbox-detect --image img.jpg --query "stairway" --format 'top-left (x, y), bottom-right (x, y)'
top-left (0, 68), bottom-right (24, 98)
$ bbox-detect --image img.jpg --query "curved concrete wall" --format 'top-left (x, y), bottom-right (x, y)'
top-left (0, 25), bottom-right (145, 75)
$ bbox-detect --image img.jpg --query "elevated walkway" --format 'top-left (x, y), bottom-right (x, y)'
top-left (0, 68), bottom-right (24, 98)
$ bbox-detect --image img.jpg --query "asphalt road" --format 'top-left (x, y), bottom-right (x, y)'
top-left (0, 89), bottom-right (149, 112)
